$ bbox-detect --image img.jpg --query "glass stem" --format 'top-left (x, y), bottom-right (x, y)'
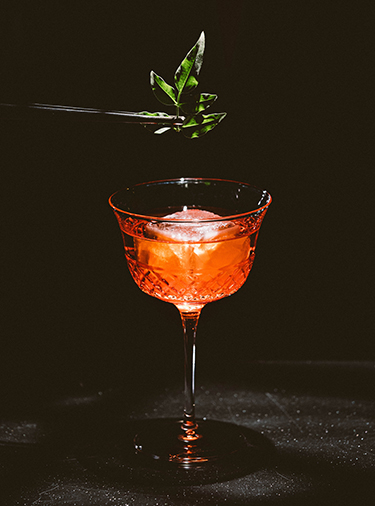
top-left (179, 308), bottom-right (202, 437)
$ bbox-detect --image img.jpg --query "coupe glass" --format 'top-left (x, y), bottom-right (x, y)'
top-left (109, 178), bottom-right (271, 467)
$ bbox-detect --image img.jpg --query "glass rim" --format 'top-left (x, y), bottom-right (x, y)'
top-left (108, 177), bottom-right (272, 223)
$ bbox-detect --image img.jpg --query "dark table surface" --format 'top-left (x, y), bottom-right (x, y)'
top-left (1, 361), bottom-right (374, 505)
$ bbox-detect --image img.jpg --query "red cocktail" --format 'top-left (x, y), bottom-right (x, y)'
top-left (109, 178), bottom-right (271, 466)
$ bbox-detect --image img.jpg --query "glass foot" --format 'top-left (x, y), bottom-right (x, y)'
top-left (134, 418), bottom-right (252, 468)
top-left (73, 417), bottom-right (275, 485)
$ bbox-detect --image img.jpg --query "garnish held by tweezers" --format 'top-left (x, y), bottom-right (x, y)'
top-left (144, 31), bottom-right (226, 138)
top-left (0, 32), bottom-right (226, 139)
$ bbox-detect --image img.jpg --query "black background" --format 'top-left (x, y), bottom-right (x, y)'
top-left (1, 1), bottom-right (373, 402)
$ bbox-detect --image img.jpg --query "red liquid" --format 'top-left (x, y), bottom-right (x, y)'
top-left (118, 209), bottom-right (259, 307)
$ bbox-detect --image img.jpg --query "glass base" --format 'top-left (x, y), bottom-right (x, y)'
top-left (72, 417), bottom-right (275, 485)
top-left (134, 418), bottom-right (254, 469)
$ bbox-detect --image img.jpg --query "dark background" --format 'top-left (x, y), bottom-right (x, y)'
top-left (1, 1), bottom-right (373, 403)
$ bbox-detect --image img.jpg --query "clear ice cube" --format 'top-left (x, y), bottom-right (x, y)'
top-left (135, 209), bottom-right (249, 273)
top-left (145, 209), bottom-right (240, 243)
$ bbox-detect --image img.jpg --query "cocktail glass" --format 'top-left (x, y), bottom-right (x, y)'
top-left (109, 178), bottom-right (271, 467)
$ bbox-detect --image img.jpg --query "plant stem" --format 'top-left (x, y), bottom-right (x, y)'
top-left (175, 102), bottom-right (181, 132)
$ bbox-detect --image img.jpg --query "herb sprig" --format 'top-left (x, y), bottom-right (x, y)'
top-left (139, 32), bottom-right (226, 138)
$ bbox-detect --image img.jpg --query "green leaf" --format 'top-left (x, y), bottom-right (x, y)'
top-left (138, 111), bottom-right (171, 117)
top-left (182, 112), bottom-right (227, 139)
top-left (138, 111), bottom-right (172, 134)
top-left (180, 92), bottom-right (218, 115)
top-left (174, 31), bottom-right (205, 95)
top-left (153, 126), bottom-right (171, 135)
top-left (150, 71), bottom-right (177, 106)
top-left (182, 112), bottom-right (227, 128)
top-left (143, 125), bottom-right (172, 134)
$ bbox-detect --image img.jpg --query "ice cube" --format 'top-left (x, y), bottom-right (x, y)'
top-left (145, 209), bottom-right (240, 242)
top-left (135, 208), bottom-right (250, 274)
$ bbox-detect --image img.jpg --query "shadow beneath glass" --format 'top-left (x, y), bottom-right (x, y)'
top-left (73, 418), bottom-right (277, 487)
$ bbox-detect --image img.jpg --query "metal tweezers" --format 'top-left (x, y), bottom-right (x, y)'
top-left (0, 102), bottom-right (184, 125)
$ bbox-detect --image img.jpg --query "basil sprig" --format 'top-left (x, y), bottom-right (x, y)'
top-left (144, 32), bottom-right (226, 138)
